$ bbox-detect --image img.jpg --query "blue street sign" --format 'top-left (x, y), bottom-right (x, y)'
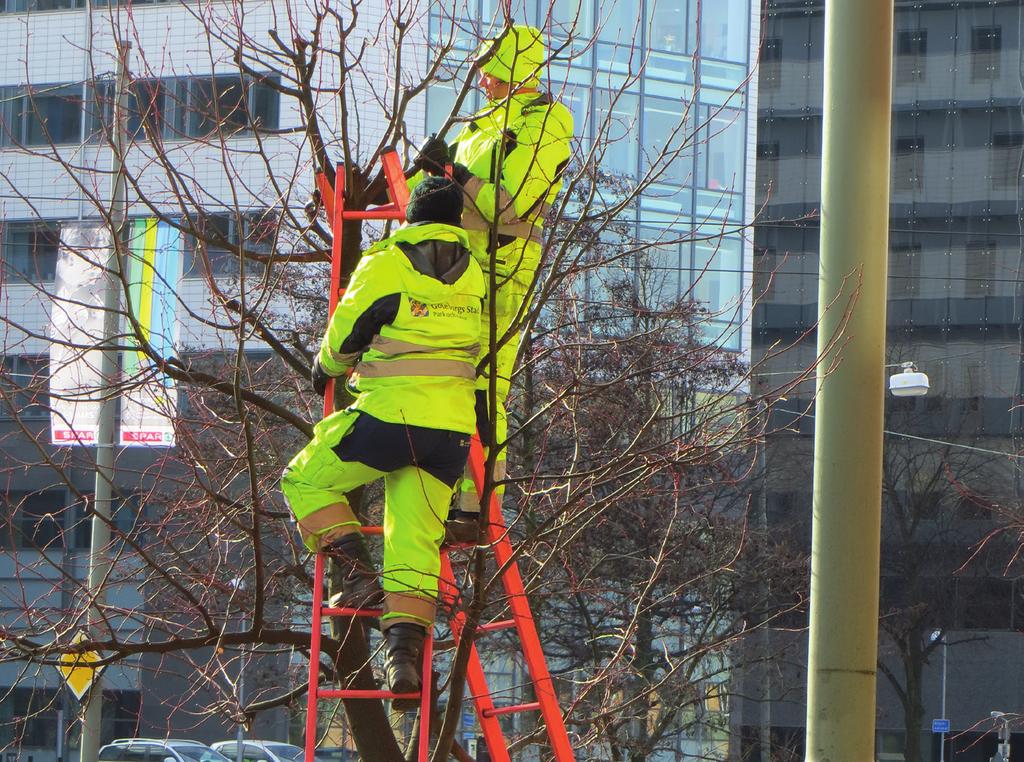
top-left (932, 719), bottom-right (950, 733)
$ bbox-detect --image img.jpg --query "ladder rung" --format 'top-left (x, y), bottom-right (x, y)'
top-left (478, 619), bottom-right (516, 633)
top-left (320, 606), bottom-right (381, 617)
top-left (482, 702), bottom-right (541, 718)
top-left (319, 688), bottom-right (420, 700)
top-left (342, 209), bottom-right (405, 221)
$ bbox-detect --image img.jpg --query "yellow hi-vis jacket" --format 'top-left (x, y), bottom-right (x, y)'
top-left (317, 222), bottom-right (485, 434)
top-left (421, 92), bottom-right (574, 284)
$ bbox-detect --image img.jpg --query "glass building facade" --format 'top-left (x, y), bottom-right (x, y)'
top-left (748, 1), bottom-right (1024, 758)
top-left (424, 0), bottom-right (759, 351)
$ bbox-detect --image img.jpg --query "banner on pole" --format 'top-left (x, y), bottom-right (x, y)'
top-left (119, 218), bottom-right (180, 447)
top-left (49, 223), bottom-right (111, 446)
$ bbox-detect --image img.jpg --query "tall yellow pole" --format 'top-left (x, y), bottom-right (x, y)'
top-left (805, 1), bottom-right (893, 759)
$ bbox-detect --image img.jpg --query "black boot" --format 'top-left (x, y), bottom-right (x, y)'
top-left (385, 623), bottom-right (426, 711)
top-left (443, 509), bottom-right (483, 546)
top-left (324, 533), bottom-right (383, 611)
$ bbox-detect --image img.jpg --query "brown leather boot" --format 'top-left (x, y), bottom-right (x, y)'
top-left (323, 533), bottom-right (383, 611)
top-left (384, 623), bottom-right (426, 711)
top-left (443, 509), bottom-right (483, 546)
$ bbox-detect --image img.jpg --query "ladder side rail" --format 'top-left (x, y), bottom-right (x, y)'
top-left (440, 554), bottom-right (511, 762)
top-left (315, 172), bottom-right (336, 227)
top-left (306, 161), bottom-right (347, 762)
top-left (305, 553), bottom-right (327, 762)
top-left (467, 436), bottom-right (576, 761)
top-left (321, 163), bottom-right (347, 418)
top-left (381, 148), bottom-right (411, 211)
top-left (419, 632), bottom-right (434, 761)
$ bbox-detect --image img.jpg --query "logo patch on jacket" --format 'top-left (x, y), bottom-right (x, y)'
top-left (409, 299), bottom-right (430, 317)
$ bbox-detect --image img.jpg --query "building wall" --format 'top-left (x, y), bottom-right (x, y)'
top-left (750, 0), bottom-right (1024, 757)
top-left (0, 0), bottom-right (429, 758)
top-left (421, 0), bottom-right (759, 357)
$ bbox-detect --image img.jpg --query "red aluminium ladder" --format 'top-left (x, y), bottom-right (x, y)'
top-left (304, 149), bottom-right (574, 762)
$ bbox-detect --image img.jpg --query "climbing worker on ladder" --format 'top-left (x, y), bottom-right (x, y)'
top-left (411, 24), bottom-right (575, 543)
top-left (281, 177), bottom-right (485, 702)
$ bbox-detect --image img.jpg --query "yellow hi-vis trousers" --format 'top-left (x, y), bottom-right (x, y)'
top-left (281, 409), bottom-right (469, 627)
top-left (460, 251), bottom-right (535, 511)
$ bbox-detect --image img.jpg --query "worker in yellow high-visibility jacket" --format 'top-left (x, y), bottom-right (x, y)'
top-left (412, 24), bottom-right (575, 542)
top-left (281, 177), bottom-right (484, 706)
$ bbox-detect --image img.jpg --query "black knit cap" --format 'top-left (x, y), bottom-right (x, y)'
top-left (406, 176), bottom-right (464, 226)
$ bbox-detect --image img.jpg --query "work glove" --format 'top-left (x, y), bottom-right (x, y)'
top-left (450, 163), bottom-right (473, 187)
top-left (311, 356), bottom-right (331, 397)
top-left (415, 134), bottom-right (451, 176)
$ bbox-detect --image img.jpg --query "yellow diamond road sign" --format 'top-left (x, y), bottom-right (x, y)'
top-left (58, 631), bottom-right (104, 702)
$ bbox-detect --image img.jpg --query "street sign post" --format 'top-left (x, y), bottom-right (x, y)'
top-left (932, 719), bottom-right (951, 734)
top-left (57, 631), bottom-right (104, 702)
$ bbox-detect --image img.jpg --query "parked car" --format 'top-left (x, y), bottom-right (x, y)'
top-left (98, 739), bottom-right (232, 762)
top-left (211, 741), bottom-right (330, 762)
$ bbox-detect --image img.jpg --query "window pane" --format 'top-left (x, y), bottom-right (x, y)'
top-left (69, 494), bottom-right (141, 550)
top-left (188, 76), bottom-right (247, 137)
top-left (3, 0), bottom-right (86, 10)
top-left (3, 220), bottom-right (59, 282)
top-left (700, 0), bottom-right (747, 62)
top-left (183, 213), bottom-right (267, 276)
top-left (892, 135), bottom-right (924, 191)
top-left (895, 29), bottom-right (927, 83)
top-left (425, 82), bottom-right (458, 136)
top-left (596, 0), bottom-right (640, 44)
top-left (549, 0), bottom-right (593, 40)
top-left (128, 80), bottom-right (167, 139)
top-left (106, 691), bottom-right (142, 743)
top-left (249, 78), bottom-right (280, 130)
top-left (693, 235), bottom-right (742, 322)
top-left (643, 95), bottom-right (693, 187)
top-left (970, 25), bottom-right (1001, 81)
top-left (699, 107), bottom-right (745, 191)
top-left (991, 132), bottom-right (1022, 189)
top-left (0, 354), bottom-right (49, 418)
top-left (889, 242), bottom-right (921, 298)
top-left (647, 0), bottom-right (689, 54)
top-left (184, 213), bottom-right (234, 275)
top-left (965, 239), bottom-right (996, 298)
top-left (760, 38), bottom-right (781, 90)
top-left (19, 85), bottom-right (82, 145)
top-left (594, 89), bottom-right (639, 177)
top-left (0, 491), bottom-right (65, 549)
top-left (0, 688), bottom-right (59, 747)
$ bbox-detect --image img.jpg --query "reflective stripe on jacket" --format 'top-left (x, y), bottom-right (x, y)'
top-left (317, 222), bottom-right (485, 433)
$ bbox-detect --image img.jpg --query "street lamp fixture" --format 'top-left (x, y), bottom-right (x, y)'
top-left (889, 362), bottom-right (930, 397)
top-left (990, 711), bottom-right (1011, 762)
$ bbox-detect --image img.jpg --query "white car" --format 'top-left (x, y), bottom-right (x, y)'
top-left (211, 741), bottom-right (329, 762)
top-left (98, 739), bottom-right (232, 762)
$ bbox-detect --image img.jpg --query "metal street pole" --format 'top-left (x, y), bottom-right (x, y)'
top-left (56, 708), bottom-right (64, 762)
top-left (804, 0), bottom-right (893, 759)
top-left (931, 630), bottom-right (948, 762)
top-left (236, 628), bottom-right (246, 762)
top-left (80, 40), bottom-right (131, 762)
top-left (233, 577), bottom-right (247, 762)
top-left (939, 637), bottom-right (948, 762)
top-left (757, 400), bottom-right (771, 762)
